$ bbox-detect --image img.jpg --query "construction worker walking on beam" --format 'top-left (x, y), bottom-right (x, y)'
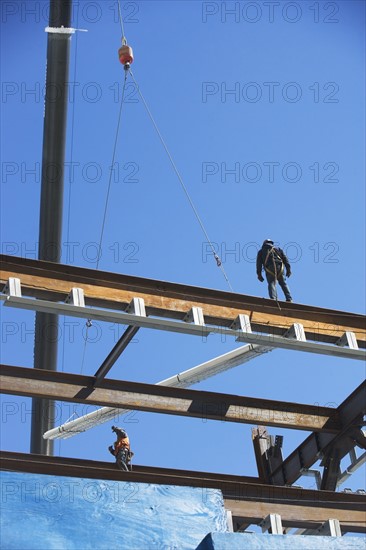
top-left (257, 239), bottom-right (293, 302)
top-left (108, 425), bottom-right (134, 471)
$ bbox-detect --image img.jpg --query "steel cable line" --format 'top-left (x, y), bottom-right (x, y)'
top-left (129, 69), bottom-right (234, 292)
top-left (80, 70), bottom-right (129, 375)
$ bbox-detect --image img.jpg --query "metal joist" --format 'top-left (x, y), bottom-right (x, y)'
top-left (229, 500), bottom-right (365, 534)
top-left (295, 518), bottom-right (342, 537)
top-left (270, 380), bottom-right (366, 486)
top-left (260, 514), bottom-right (283, 534)
top-left (45, 343), bottom-right (273, 440)
top-left (1, 293), bottom-right (365, 361)
top-left (1, 254), bottom-right (365, 347)
top-left (337, 450), bottom-right (366, 487)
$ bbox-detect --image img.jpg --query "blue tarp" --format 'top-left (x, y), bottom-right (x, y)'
top-left (1, 471), bottom-right (364, 550)
top-left (0, 471), bottom-right (227, 549)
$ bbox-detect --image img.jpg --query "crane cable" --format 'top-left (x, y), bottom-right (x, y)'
top-left (114, 0), bottom-right (234, 291)
top-left (129, 68), bottom-right (234, 292)
top-left (83, 0), bottom-right (234, 372)
top-left (117, 0), bottom-right (127, 42)
top-left (80, 69), bottom-right (129, 374)
top-left (96, 69), bottom-right (128, 272)
top-left (80, 1), bottom-right (130, 373)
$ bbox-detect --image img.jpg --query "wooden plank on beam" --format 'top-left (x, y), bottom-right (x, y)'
top-left (0, 364), bottom-right (342, 432)
top-left (228, 500), bottom-right (366, 533)
top-left (1, 255), bottom-right (365, 346)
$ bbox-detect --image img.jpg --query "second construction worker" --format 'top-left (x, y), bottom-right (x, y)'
top-left (257, 239), bottom-right (293, 302)
top-left (108, 426), bottom-right (134, 471)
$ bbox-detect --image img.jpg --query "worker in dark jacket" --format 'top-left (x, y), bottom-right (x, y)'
top-left (257, 239), bottom-right (293, 302)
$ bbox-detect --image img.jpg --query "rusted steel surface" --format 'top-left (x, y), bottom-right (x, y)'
top-left (0, 451), bottom-right (261, 486)
top-left (228, 500), bottom-right (366, 533)
top-left (270, 381), bottom-right (366, 486)
top-left (0, 364), bottom-right (342, 432)
top-left (1, 255), bottom-right (365, 346)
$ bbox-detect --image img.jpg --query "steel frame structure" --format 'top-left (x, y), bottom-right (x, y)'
top-left (2, 294), bottom-right (364, 361)
top-left (268, 380), bottom-right (366, 490)
top-left (1, 285), bottom-right (364, 361)
top-left (0, 364), bottom-right (347, 432)
top-left (1, 255), bottom-right (365, 534)
top-left (43, 342), bottom-right (273, 440)
top-left (1, 255), bottom-right (365, 347)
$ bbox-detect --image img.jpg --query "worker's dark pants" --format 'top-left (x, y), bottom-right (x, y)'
top-left (116, 448), bottom-right (129, 471)
top-left (266, 273), bottom-right (292, 302)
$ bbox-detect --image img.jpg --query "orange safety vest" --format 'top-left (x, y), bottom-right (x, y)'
top-left (114, 436), bottom-right (130, 453)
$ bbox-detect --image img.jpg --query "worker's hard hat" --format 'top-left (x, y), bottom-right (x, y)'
top-left (112, 426), bottom-right (126, 435)
top-left (263, 239), bottom-right (274, 245)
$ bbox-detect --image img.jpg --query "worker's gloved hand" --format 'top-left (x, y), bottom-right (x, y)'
top-left (257, 274), bottom-right (264, 282)
top-left (286, 270), bottom-right (291, 278)
top-left (108, 445), bottom-right (114, 455)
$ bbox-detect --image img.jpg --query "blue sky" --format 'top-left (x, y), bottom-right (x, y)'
top-left (1, 0), bottom-right (365, 496)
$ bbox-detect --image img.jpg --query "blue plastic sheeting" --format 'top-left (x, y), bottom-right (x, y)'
top-left (197, 532), bottom-right (365, 550)
top-left (0, 471), bottom-right (227, 549)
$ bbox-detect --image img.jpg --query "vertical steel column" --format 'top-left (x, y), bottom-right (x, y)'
top-left (31, 0), bottom-right (72, 455)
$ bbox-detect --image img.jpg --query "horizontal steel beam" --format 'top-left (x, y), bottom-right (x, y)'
top-left (0, 450), bottom-right (262, 486)
top-left (1, 451), bottom-right (364, 533)
top-left (0, 364), bottom-right (343, 432)
top-left (229, 499), bottom-right (365, 533)
top-left (1, 255), bottom-right (365, 347)
top-left (2, 295), bottom-right (365, 360)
